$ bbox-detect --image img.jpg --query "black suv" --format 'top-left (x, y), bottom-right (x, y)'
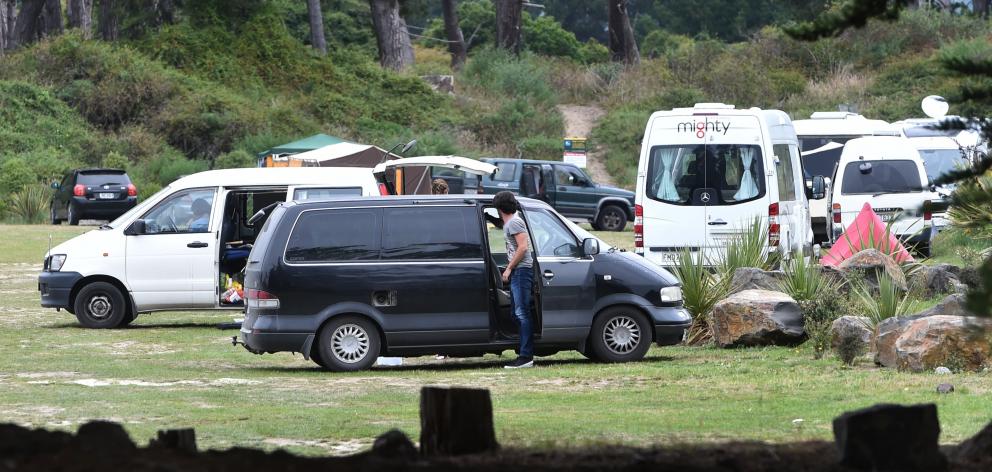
top-left (51, 169), bottom-right (137, 225)
top-left (476, 158), bottom-right (635, 231)
top-left (237, 195), bottom-right (690, 371)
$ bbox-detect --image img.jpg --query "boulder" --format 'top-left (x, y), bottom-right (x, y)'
top-left (952, 421), bottom-right (992, 466)
top-left (910, 264), bottom-right (965, 297)
top-left (830, 315), bottom-right (872, 349)
top-left (728, 268), bottom-right (785, 294)
top-left (874, 294), bottom-right (974, 368)
top-left (709, 289), bottom-right (804, 348)
top-left (832, 403), bottom-right (946, 471)
top-left (420, 75), bottom-right (455, 94)
top-left (889, 315), bottom-right (992, 372)
top-left (838, 248), bottom-right (908, 291)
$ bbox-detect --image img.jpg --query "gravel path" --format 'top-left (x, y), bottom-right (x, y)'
top-left (558, 104), bottom-right (616, 187)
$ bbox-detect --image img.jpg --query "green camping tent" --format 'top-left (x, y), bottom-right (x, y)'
top-left (256, 133), bottom-right (346, 160)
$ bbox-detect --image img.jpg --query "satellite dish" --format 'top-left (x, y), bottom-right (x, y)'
top-left (921, 95), bottom-right (949, 119)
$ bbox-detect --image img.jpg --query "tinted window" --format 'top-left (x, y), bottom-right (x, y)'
top-left (799, 137), bottom-right (853, 178)
top-left (292, 187), bottom-right (362, 201)
top-left (528, 210), bottom-right (580, 258)
top-left (918, 149), bottom-right (968, 181)
top-left (77, 172), bottom-right (130, 186)
top-left (646, 144), bottom-right (765, 205)
top-left (286, 209), bottom-right (380, 262)
top-left (140, 188), bottom-right (215, 234)
top-left (249, 205), bottom-right (286, 262)
top-left (841, 160), bottom-right (924, 195)
top-left (774, 144), bottom-right (797, 201)
top-left (382, 207), bottom-right (483, 260)
top-left (494, 162), bottom-right (516, 182)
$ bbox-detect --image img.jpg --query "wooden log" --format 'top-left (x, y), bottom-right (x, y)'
top-left (419, 386), bottom-right (498, 456)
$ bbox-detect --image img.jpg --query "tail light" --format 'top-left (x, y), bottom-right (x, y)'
top-left (832, 203), bottom-right (842, 224)
top-left (634, 204), bottom-right (644, 252)
top-left (377, 183), bottom-right (390, 196)
top-left (73, 184), bottom-right (85, 197)
top-left (923, 201), bottom-right (932, 221)
top-left (246, 289), bottom-right (280, 309)
top-left (127, 184), bottom-right (137, 197)
top-left (768, 202), bottom-right (780, 247)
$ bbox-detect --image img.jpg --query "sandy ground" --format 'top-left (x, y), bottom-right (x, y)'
top-left (558, 104), bottom-right (616, 187)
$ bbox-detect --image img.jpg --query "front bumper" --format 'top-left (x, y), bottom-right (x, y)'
top-left (641, 304), bottom-right (692, 346)
top-left (38, 271), bottom-right (83, 309)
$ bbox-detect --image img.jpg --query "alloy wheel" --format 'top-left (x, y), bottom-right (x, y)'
top-left (602, 315), bottom-right (641, 355)
top-left (331, 324), bottom-right (370, 364)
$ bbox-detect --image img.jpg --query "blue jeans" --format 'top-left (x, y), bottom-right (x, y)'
top-left (509, 266), bottom-right (534, 359)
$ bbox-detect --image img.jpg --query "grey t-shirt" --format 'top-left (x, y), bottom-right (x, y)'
top-left (504, 214), bottom-right (533, 268)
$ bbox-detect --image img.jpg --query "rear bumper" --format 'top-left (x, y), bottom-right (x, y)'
top-left (71, 196), bottom-right (137, 217)
top-left (240, 313), bottom-right (312, 355)
top-left (38, 271), bottom-right (83, 309)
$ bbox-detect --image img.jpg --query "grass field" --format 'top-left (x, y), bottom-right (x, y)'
top-left (1, 224), bottom-right (990, 456)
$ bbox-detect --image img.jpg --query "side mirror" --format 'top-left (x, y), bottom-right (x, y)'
top-left (582, 237), bottom-right (600, 256)
top-left (50, 182), bottom-right (60, 190)
top-left (125, 219), bottom-right (146, 236)
top-left (811, 175), bottom-right (826, 200)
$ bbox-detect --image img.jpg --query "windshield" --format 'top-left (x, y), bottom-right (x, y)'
top-left (646, 144), bottom-right (765, 205)
top-left (105, 185), bottom-right (171, 229)
top-left (918, 148), bottom-right (968, 181)
top-left (799, 136), bottom-right (855, 178)
top-left (841, 160), bottom-right (924, 195)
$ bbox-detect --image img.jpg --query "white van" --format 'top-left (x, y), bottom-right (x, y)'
top-left (635, 103), bottom-right (822, 266)
top-left (828, 137), bottom-right (940, 255)
top-left (793, 112), bottom-right (899, 243)
top-left (39, 167), bottom-right (382, 328)
top-left (900, 135), bottom-right (969, 232)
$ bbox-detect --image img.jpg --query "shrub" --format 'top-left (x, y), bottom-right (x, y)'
top-left (851, 272), bottom-right (922, 329)
top-left (798, 284), bottom-right (849, 360)
top-left (718, 218), bottom-right (773, 277)
top-left (6, 184), bottom-right (51, 224)
top-left (836, 332), bottom-right (866, 366)
top-left (674, 248), bottom-right (729, 345)
top-left (102, 151), bottom-right (130, 170)
top-left (214, 149), bottom-right (255, 169)
top-left (0, 158), bottom-right (38, 197)
top-left (523, 15), bottom-right (582, 61)
top-left (578, 39), bottom-right (610, 64)
top-left (780, 253), bottom-right (837, 302)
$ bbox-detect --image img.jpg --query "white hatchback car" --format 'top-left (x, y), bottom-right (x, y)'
top-left (828, 137), bottom-right (941, 256)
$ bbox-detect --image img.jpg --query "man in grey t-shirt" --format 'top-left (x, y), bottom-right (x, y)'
top-left (494, 191), bottom-right (534, 369)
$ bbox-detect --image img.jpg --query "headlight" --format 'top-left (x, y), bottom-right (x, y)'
top-left (48, 254), bottom-right (67, 272)
top-left (660, 286), bottom-right (682, 303)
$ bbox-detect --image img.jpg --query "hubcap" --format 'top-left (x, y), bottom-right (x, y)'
top-left (331, 324), bottom-right (370, 364)
top-left (603, 315), bottom-right (641, 355)
top-left (604, 210), bottom-right (622, 229)
top-left (87, 295), bottom-right (113, 320)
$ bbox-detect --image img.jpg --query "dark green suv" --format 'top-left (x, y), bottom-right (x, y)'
top-left (476, 158), bottom-right (634, 231)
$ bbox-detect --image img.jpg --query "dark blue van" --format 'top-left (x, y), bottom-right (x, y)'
top-left (237, 195), bottom-right (690, 371)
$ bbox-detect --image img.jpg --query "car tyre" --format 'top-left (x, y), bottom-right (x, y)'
top-left (588, 307), bottom-right (651, 363)
top-left (315, 315), bottom-right (381, 372)
top-left (595, 205), bottom-right (627, 232)
top-left (50, 206), bottom-right (62, 225)
top-left (67, 203), bottom-right (80, 226)
top-left (73, 282), bottom-right (129, 329)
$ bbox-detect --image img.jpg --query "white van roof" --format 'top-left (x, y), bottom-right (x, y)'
top-left (904, 135), bottom-right (961, 151)
top-left (649, 103), bottom-right (796, 141)
top-left (170, 167), bottom-right (375, 190)
top-left (793, 112), bottom-right (897, 137)
top-left (839, 136), bottom-right (921, 162)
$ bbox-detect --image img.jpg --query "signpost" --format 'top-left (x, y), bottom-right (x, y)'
top-left (563, 136), bottom-right (587, 168)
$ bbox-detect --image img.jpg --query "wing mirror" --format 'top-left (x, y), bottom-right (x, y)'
top-left (811, 175), bottom-right (826, 200)
top-left (50, 181), bottom-right (60, 190)
top-left (125, 219), bottom-right (146, 236)
top-left (582, 237), bottom-right (600, 256)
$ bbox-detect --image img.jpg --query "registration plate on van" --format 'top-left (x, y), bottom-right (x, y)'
top-left (878, 213), bottom-right (895, 222)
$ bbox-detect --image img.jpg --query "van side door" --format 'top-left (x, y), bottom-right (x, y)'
top-left (772, 143), bottom-right (807, 254)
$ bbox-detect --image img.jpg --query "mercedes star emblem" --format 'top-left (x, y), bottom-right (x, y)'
top-left (700, 192), bottom-right (711, 203)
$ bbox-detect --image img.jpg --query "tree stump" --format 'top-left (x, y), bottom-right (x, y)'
top-left (150, 428), bottom-right (197, 453)
top-left (419, 386), bottom-right (499, 456)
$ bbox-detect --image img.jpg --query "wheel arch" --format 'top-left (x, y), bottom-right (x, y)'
top-left (595, 198), bottom-right (634, 221)
top-left (69, 275), bottom-right (136, 317)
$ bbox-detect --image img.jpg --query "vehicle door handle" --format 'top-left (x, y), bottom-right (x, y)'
top-left (707, 221), bottom-right (728, 226)
top-left (543, 270), bottom-right (555, 280)
top-left (187, 241), bottom-right (209, 248)
top-left (558, 186), bottom-right (567, 191)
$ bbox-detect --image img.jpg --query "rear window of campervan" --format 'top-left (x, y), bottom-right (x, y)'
top-left (840, 160), bottom-right (923, 195)
top-left (645, 144), bottom-right (765, 205)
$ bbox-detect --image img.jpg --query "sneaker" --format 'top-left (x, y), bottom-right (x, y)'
top-left (504, 357), bottom-right (534, 369)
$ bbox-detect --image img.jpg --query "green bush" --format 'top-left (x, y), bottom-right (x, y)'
top-left (6, 184), bottom-right (51, 224)
top-left (102, 151), bottom-right (130, 170)
top-left (578, 39), bottom-right (610, 64)
top-left (523, 15), bottom-right (582, 61)
top-left (214, 149), bottom-right (256, 169)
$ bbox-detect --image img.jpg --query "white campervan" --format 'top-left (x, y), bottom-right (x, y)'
top-left (793, 112), bottom-right (899, 243)
top-left (828, 137), bottom-right (940, 256)
top-left (634, 103), bottom-right (822, 266)
top-left (39, 167), bottom-right (382, 328)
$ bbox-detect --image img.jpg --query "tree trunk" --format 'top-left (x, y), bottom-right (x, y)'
top-left (0, 0), bottom-right (9, 52)
top-left (607, 0), bottom-right (639, 65)
top-left (494, 0), bottom-right (522, 55)
top-left (156, 0), bottom-right (176, 25)
top-left (67, 0), bottom-right (93, 38)
top-left (368, 0), bottom-right (414, 71)
top-left (976, 0), bottom-right (989, 18)
top-left (441, 0), bottom-right (466, 70)
top-left (41, 0), bottom-right (63, 36)
top-left (419, 387), bottom-right (499, 456)
top-left (12, 0), bottom-right (45, 47)
top-left (98, 0), bottom-right (117, 40)
top-left (306, 0), bottom-right (327, 56)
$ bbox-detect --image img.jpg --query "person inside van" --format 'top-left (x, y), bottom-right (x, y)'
top-left (188, 198), bottom-right (211, 232)
top-left (431, 178), bottom-right (449, 195)
top-left (494, 191), bottom-right (535, 369)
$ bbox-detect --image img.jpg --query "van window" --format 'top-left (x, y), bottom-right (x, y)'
top-left (292, 187), bottom-right (363, 201)
top-left (528, 210), bottom-right (580, 258)
top-left (773, 144), bottom-right (797, 201)
top-left (840, 160), bottom-right (924, 195)
top-left (646, 144), bottom-right (765, 205)
top-left (285, 209), bottom-right (381, 262)
top-left (140, 188), bottom-right (216, 234)
top-left (381, 207), bottom-right (483, 260)
top-left (919, 148), bottom-right (968, 181)
top-left (799, 136), bottom-right (853, 178)
top-left (494, 162), bottom-right (516, 182)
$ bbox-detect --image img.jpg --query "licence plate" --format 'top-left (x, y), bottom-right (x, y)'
top-left (98, 192), bottom-right (116, 199)
top-left (879, 213), bottom-right (895, 222)
top-left (657, 252), bottom-right (681, 266)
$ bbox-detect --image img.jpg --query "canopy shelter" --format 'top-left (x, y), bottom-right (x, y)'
top-left (256, 133), bottom-right (346, 162)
